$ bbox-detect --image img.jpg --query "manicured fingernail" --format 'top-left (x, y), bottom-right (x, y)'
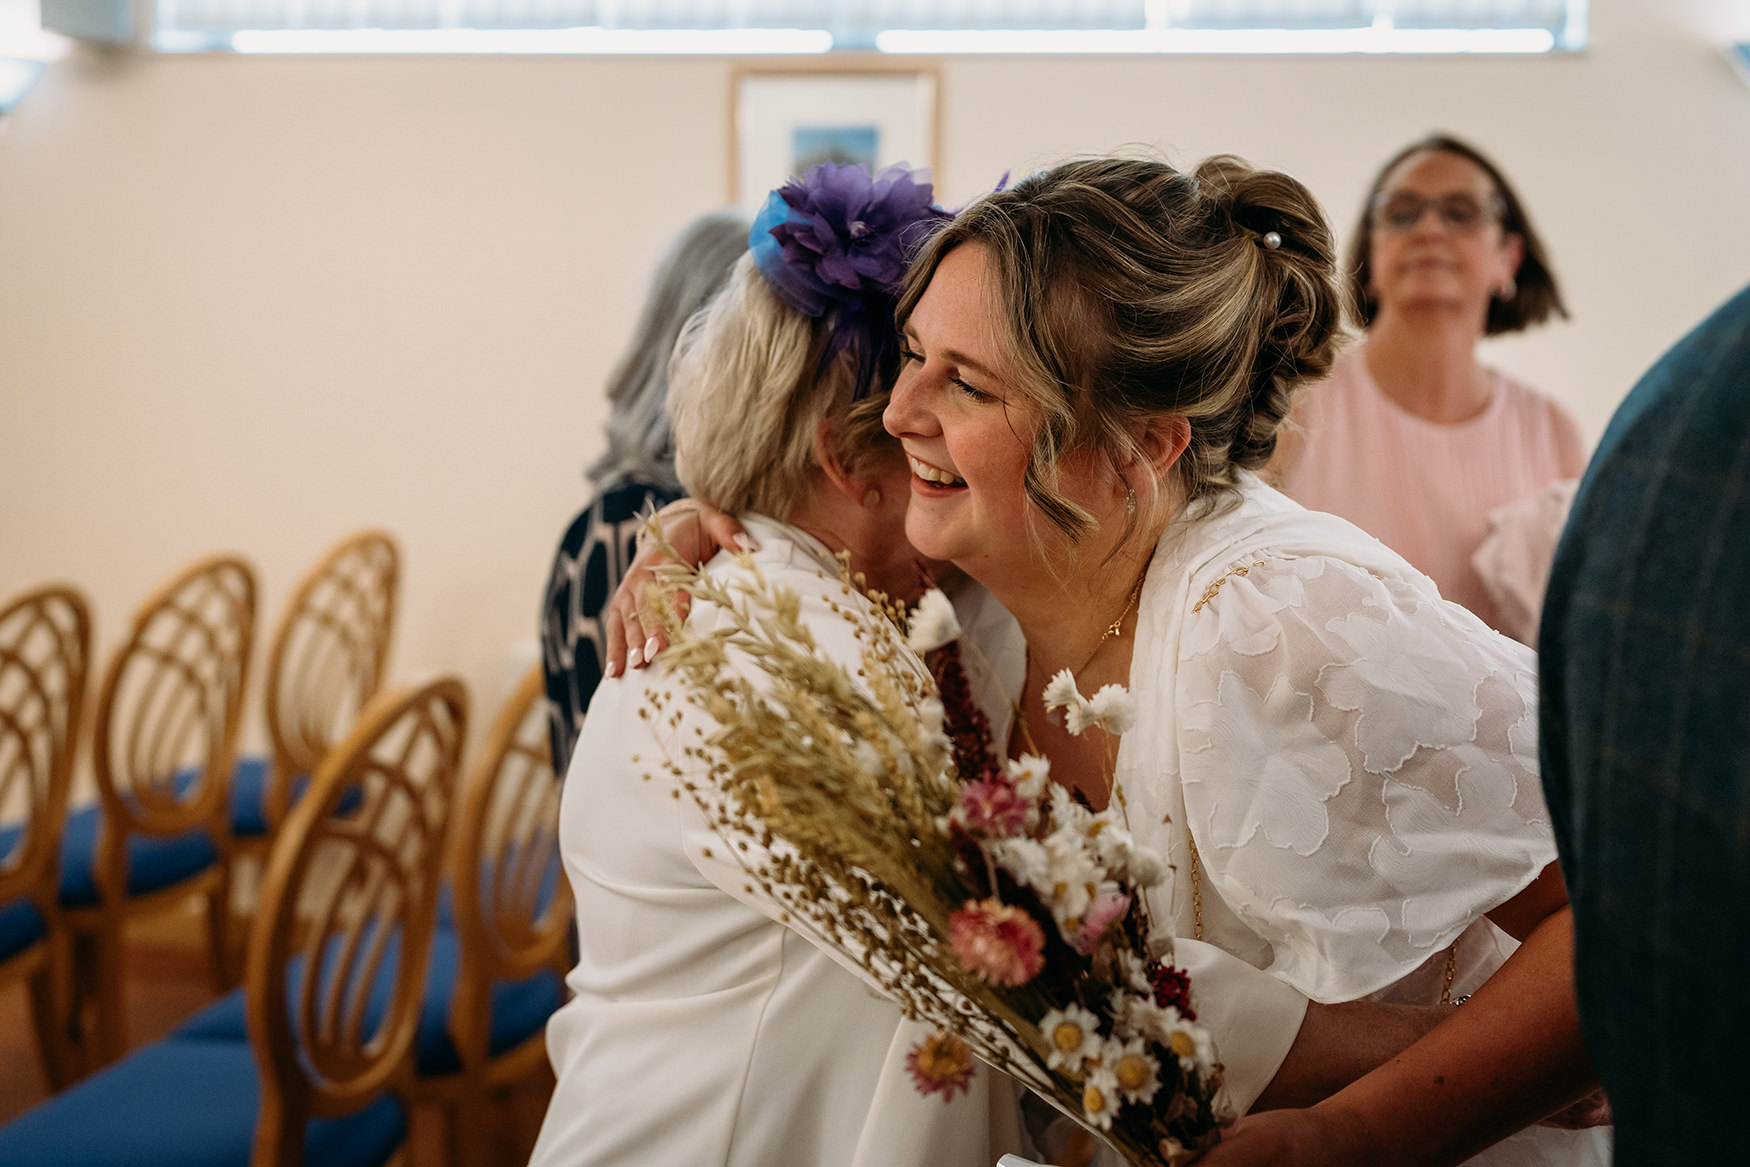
top-left (605, 660), bottom-right (620, 679)
top-left (627, 646), bottom-right (643, 668)
top-left (732, 533), bottom-right (758, 551)
top-left (644, 637), bottom-right (661, 662)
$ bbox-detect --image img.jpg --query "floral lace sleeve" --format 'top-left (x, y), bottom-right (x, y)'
top-left (1175, 553), bottom-right (1556, 1002)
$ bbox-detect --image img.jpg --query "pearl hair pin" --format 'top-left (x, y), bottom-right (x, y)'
top-left (1262, 231), bottom-right (1282, 250)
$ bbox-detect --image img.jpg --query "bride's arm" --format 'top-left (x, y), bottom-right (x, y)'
top-left (600, 499), bottom-right (749, 674)
top-left (1249, 999), bottom-right (1452, 1113)
top-left (1196, 867), bottom-right (1597, 1167)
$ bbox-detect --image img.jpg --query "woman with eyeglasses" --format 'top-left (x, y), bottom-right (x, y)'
top-left (1274, 135), bottom-right (1585, 643)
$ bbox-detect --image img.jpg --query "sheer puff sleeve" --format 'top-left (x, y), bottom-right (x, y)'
top-left (1176, 553), bottom-right (1556, 1003)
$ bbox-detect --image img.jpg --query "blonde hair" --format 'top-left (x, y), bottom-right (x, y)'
top-left (670, 254), bottom-right (896, 516)
top-left (897, 154), bottom-right (1344, 545)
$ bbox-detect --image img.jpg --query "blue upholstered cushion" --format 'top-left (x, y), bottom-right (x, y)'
top-left (227, 755), bottom-right (276, 837)
top-left (230, 755), bottom-right (359, 838)
top-left (173, 926), bottom-right (564, 1077)
top-left (56, 800), bottom-right (216, 908)
top-left (416, 927), bottom-right (565, 1076)
top-left (435, 846), bottom-right (563, 930)
top-left (0, 1037), bottom-right (405, 1167)
top-left (0, 895), bottom-right (47, 962)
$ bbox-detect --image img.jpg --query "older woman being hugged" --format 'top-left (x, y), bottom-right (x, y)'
top-left (883, 156), bottom-right (1606, 1165)
top-left (528, 164), bottom-right (1040, 1167)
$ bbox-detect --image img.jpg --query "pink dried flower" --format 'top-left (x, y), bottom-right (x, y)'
top-left (950, 898), bottom-right (1046, 986)
top-left (906, 1030), bottom-right (976, 1101)
top-left (951, 778), bottom-right (1037, 838)
top-left (1072, 891), bottom-right (1131, 956)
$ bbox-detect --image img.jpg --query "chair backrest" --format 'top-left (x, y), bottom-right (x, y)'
top-left (90, 557), bottom-right (255, 866)
top-left (445, 665), bottom-right (571, 1057)
top-left (247, 676), bottom-right (467, 1165)
top-left (0, 585), bottom-right (91, 913)
top-left (261, 532), bottom-right (399, 829)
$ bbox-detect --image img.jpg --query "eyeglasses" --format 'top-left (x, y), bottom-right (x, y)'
top-left (1369, 191), bottom-right (1505, 233)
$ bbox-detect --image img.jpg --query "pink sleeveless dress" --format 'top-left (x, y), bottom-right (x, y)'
top-left (1282, 344), bottom-right (1584, 635)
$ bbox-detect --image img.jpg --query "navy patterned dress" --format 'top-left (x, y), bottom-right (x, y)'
top-left (540, 479), bottom-right (682, 774)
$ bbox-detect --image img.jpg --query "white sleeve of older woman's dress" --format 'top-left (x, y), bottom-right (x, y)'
top-left (1175, 554), bottom-right (1558, 1004)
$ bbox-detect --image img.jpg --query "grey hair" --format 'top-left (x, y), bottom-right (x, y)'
top-left (669, 254), bottom-right (896, 517)
top-left (587, 211), bottom-right (750, 491)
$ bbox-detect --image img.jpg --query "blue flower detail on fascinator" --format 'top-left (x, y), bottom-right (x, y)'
top-left (751, 161), bottom-right (950, 399)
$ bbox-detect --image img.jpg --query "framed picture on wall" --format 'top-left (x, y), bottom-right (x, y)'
top-left (730, 63), bottom-right (940, 211)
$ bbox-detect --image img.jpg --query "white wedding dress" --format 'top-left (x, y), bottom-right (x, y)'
top-left (1102, 475), bottom-right (1610, 1165)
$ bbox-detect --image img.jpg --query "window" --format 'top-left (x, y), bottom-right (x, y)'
top-left (151, 0), bottom-right (1588, 54)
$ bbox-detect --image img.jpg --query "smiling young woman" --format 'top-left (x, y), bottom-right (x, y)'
top-left (882, 153), bottom-right (1607, 1167)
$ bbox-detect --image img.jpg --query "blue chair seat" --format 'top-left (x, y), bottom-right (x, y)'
top-left (54, 801), bottom-right (216, 908)
top-left (0, 1037), bottom-right (404, 1167)
top-left (435, 847), bottom-right (561, 930)
top-left (0, 895), bottom-right (47, 963)
top-left (231, 755), bottom-right (362, 838)
top-left (174, 926), bottom-right (564, 1077)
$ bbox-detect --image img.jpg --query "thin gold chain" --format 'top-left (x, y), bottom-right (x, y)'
top-left (1100, 569), bottom-right (1148, 646)
top-left (1188, 832), bottom-right (1205, 942)
top-left (1438, 943), bottom-right (1459, 1006)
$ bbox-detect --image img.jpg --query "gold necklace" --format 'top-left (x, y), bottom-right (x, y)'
top-left (1098, 569), bottom-right (1148, 646)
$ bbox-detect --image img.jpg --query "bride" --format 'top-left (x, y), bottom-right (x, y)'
top-left (880, 154), bottom-right (1606, 1166)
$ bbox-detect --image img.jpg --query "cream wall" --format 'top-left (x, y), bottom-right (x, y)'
top-left (2, 0), bottom-right (1747, 754)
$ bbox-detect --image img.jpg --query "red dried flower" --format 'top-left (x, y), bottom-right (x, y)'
top-left (906, 1031), bottom-right (976, 1102)
top-left (1149, 962), bottom-right (1197, 1021)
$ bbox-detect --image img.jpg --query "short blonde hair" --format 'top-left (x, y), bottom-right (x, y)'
top-left (897, 155), bottom-right (1344, 545)
top-left (670, 254), bottom-right (897, 516)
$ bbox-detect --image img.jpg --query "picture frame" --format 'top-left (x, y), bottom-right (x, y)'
top-left (729, 62), bottom-right (940, 210)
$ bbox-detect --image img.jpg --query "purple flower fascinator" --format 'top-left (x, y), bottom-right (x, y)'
top-left (750, 161), bottom-right (951, 400)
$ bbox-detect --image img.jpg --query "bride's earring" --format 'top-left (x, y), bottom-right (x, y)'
top-left (863, 488), bottom-right (882, 509)
top-left (1125, 487), bottom-right (1138, 517)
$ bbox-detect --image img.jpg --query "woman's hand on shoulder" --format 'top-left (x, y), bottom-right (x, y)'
top-left (603, 500), bottom-right (750, 675)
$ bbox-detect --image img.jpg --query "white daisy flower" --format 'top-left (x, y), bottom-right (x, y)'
top-left (1127, 844), bottom-right (1167, 888)
top-left (1047, 782), bottom-right (1094, 831)
top-left (987, 836), bottom-right (1050, 889)
top-left (1105, 1036), bottom-right (1161, 1105)
top-left (1165, 1016), bottom-right (1217, 1073)
top-left (1005, 754), bottom-right (1051, 799)
top-left (1042, 668), bottom-right (1082, 712)
top-left (1041, 1004), bottom-right (1102, 1072)
top-left (1088, 683), bottom-right (1138, 734)
top-left (1039, 833), bottom-right (1102, 923)
top-left (1063, 699), bottom-right (1097, 736)
top-left (905, 588), bottom-right (961, 653)
top-left (1080, 1060), bottom-right (1122, 1130)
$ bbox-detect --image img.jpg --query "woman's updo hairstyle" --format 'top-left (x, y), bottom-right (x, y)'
top-left (896, 154), bottom-right (1344, 543)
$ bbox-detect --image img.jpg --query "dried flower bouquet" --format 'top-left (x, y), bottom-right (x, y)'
top-left (639, 549), bottom-right (1228, 1165)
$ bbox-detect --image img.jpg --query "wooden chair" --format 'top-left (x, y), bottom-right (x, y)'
top-left (0, 676), bottom-right (469, 1167)
top-left (232, 531), bottom-right (398, 848)
top-left (61, 554), bottom-right (256, 1065)
top-left (415, 664), bottom-right (571, 1167)
top-left (0, 585), bottom-right (90, 1090)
